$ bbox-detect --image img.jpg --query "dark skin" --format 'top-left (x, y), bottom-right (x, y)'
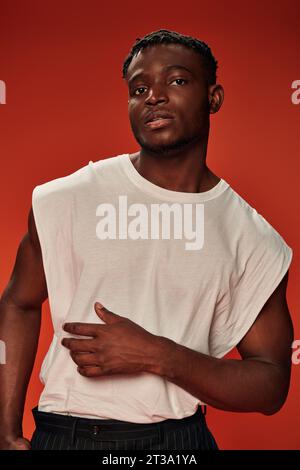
top-left (126, 43), bottom-right (223, 193)
top-left (0, 43), bottom-right (294, 450)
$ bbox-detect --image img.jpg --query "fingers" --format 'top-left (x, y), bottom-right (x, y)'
top-left (94, 302), bottom-right (121, 324)
top-left (68, 351), bottom-right (104, 377)
top-left (70, 351), bottom-right (98, 367)
top-left (61, 338), bottom-right (96, 352)
top-left (9, 437), bottom-right (31, 450)
top-left (77, 366), bottom-right (103, 377)
top-left (63, 322), bottom-right (99, 337)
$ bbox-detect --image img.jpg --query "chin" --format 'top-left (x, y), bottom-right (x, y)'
top-left (137, 134), bottom-right (195, 155)
top-left (140, 141), bottom-right (180, 155)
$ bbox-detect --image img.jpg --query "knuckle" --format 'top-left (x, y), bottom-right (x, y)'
top-left (91, 343), bottom-right (98, 353)
top-left (95, 352), bottom-right (102, 363)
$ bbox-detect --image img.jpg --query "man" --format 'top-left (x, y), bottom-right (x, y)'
top-left (0, 29), bottom-right (293, 450)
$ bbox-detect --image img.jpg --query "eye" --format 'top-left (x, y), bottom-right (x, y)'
top-left (171, 78), bottom-right (187, 86)
top-left (133, 87), bottom-right (147, 96)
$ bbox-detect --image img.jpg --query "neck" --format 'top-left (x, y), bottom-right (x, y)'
top-left (129, 140), bottom-right (220, 193)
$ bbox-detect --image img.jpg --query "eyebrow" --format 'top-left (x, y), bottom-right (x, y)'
top-left (128, 64), bottom-right (194, 85)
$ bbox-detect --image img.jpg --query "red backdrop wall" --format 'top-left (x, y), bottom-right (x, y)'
top-left (0, 0), bottom-right (299, 450)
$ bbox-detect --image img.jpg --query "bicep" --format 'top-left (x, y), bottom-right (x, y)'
top-left (236, 271), bottom-right (294, 370)
top-left (1, 207), bottom-right (48, 309)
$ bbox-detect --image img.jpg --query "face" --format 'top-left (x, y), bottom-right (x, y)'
top-left (126, 43), bottom-right (223, 155)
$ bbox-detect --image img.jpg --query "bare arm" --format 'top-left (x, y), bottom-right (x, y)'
top-left (0, 207), bottom-right (48, 449)
top-left (153, 271), bottom-right (293, 415)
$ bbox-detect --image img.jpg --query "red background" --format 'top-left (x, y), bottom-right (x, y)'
top-left (0, 0), bottom-right (299, 449)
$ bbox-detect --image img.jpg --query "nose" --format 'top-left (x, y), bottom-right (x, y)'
top-left (145, 83), bottom-right (169, 106)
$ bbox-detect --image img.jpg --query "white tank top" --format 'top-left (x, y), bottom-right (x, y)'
top-left (32, 153), bottom-right (292, 422)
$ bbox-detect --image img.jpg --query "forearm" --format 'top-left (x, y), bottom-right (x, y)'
top-left (0, 296), bottom-right (41, 439)
top-left (149, 337), bottom-right (289, 415)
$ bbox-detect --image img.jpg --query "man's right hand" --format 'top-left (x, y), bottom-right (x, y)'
top-left (0, 435), bottom-right (31, 450)
top-left (0, 206), bottom-right (47, 452)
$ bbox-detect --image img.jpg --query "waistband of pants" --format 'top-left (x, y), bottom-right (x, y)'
top-left (32, 405), bottom-right (207, 443)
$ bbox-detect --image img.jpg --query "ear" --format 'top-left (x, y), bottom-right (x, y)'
top-left (208, 84), bottom-right (224, 114)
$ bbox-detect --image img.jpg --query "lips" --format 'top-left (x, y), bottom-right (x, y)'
top-left (144, 111), bottom-right (174, 124)
top-left (145, 118), bottom-right (174, 129)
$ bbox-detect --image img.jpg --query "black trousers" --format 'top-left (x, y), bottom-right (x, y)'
top-left (30, 405), bottom-right (219, 450)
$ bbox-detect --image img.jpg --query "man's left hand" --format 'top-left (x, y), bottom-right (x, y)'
top-left (61, 302), bottom-right (163, 377)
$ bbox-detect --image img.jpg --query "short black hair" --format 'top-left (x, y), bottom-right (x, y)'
top-left (122, 29), bottom-right (218, 86)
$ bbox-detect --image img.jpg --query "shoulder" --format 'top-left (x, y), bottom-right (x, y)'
top-left (32, 153), bottom-right (126, 204)
top-left (223, 183), bottom-right (291, 255)
top-left (32, 161), bottom-right (91, 202)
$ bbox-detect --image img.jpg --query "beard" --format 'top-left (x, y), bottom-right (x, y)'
top-left (133, 131), bottom-right (203, 157)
